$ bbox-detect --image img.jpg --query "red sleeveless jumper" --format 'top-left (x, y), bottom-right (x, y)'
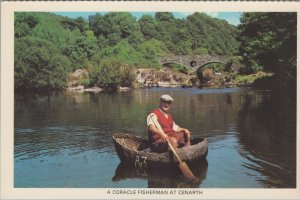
top-left (149, 109), bottom-right (185, 145)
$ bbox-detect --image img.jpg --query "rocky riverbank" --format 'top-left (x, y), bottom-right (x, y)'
top-left (67, 68), bottom-right (197, 92)
top-left (135, 68), bottom-right (198, 88)
top-left (66, 67), bottom-right (270, 93)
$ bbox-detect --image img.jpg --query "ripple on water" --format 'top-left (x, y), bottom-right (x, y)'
top-left (14, 88), bottom-right (296, 188)
top-left (15, 125), bottom-right (116, 161)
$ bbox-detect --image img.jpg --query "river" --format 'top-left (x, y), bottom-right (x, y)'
top-left (14, 87), bottom-right (296, 188)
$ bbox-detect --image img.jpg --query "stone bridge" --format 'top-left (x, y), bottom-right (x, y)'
top-left (159, 55), bottom-right (229, 73)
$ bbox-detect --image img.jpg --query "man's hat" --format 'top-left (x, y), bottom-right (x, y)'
top-left (160, 94), bottom-right (174, 102)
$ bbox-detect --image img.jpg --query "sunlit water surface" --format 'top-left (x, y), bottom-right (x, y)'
top-left (14, 87), bottom-right (296, 188)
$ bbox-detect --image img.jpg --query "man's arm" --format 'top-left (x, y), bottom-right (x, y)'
top-left (148, 124), bottom-right (169, 141)
top-left (174, 124), bottom-right (191, 139)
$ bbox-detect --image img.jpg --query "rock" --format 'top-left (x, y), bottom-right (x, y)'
top-left (182, 80), bottom-right (193, 88)
top-left (202, 69), bottom-right (213, 81)
top-left (68, 69), bottom-right (89, 88)
top-left (84, 87), bottom-right (103, 93)
top-left (71, 69), bottom-right (88, 79)
top-left (136, 70), bottom-right (145, 84)
top-left (134, 68), bottom-right (192, 88)
top-left (118, 86), bottom-right (131, 92)
top-left (157, 81), bottom-right (180, 87)
top-left (67, 85), bottom-right (84, 92)
top-left (68, 85), bottom-right (84, 90)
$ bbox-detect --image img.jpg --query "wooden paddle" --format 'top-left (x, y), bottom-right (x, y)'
top-left (150, 115), bottom-right (199, 183)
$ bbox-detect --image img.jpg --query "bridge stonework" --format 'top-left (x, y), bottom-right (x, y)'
top-left (159, 55), bottom-right (228, 73)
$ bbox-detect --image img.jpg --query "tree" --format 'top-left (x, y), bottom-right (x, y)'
top-left (14, 12), bottom-right (242, 91)
top-left (63, 31), bottom-right (99, 69)
top-left (237, 12), bottom-right (296, 83)
top-left (30, 13), bottom-right (81, 48)
top-left (186, 12), bottom-right (238, 55)
top-left (61, 16), bottom-right (88, 32)
top-left (89, 12), bottom-right (144, 46)
top-left (137, 39), bottom-right (169, 66)
top-left (15, 37), bottom-right (71, 90)
top-left (90, 59), bottom-right (135, 88)
top-left (139, 15), bottom-right (159, 40)
top-left (98, 40), bottom-right (144, 66)
top-left (154, 12), bottom-right (178, 51)
top-left (15, 13), bottom-right (39, 38)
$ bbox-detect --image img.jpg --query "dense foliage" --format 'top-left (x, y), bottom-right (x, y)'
top-left (14, 12), bottom-right (239, 90)
top-left (15, 12), bottom-right (296, 91)
top-left (237, 12), bottom-right (296, 89)
top-left (15, 37), bottom-right (71, 91)
top-left (89, 59), bottom-right (136, 89)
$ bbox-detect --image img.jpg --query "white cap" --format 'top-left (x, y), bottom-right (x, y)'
top-left (160, 94), bottom-right (174, 102)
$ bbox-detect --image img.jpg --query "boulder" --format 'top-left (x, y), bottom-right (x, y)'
top-left (118, 86), bottom-right (131, 92)
top-left (84, 87), bottom-right (103, 93)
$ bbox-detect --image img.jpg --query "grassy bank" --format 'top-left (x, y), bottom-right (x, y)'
top-left (235, 71), bottom-right (273, 86)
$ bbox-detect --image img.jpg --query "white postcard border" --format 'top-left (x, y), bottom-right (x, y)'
top-left (1, 1), bottom-right (300, 200)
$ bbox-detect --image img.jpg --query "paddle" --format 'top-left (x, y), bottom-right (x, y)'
top-left (150, 115), bottom-right (199, 183)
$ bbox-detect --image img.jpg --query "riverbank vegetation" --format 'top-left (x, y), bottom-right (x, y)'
top-left (237, 12), bottom-right (296, 91)
top-left (14, 12), bottom-right (296, 92)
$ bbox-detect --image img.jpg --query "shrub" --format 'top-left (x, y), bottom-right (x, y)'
top-left (224, 56), bottom-right (243, 72)
top-left (194, 47), bottom-right (208, 55)
top-left (172, 63), bottom-right (189, 74)
top-left (78, 78), bottom-right (93, 88)
top-left (15, 37), bottom-right (71, 91)
top-left (202, 68), bottom-right (213, 81)
top-left (90, 59), bottom-right (135, 88)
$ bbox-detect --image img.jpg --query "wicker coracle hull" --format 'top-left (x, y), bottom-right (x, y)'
top-left (112, 133), bottom-right (208, 169)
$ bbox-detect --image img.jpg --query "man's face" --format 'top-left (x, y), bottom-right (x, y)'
top-left (159, 100), bottom-right (172, 112)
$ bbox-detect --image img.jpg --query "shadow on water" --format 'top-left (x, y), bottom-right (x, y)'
top-left (112, 159), bottom-right (208, 188)
top-left (237, 90), bottom-right (296, 188)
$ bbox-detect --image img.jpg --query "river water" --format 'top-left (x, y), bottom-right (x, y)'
top-left (14, 87), bottom-right (296, 188)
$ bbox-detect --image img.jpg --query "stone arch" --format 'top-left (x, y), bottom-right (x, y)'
top-left (196, 61), bottom-right (225, 71)
top-left (159, 55), bottom-right (230, 74)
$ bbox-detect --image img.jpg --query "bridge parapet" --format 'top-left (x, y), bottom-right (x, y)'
top-left (159, 55), bottom-right (228, 73)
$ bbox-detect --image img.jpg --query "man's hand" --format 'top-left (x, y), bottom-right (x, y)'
top-left (161, 132), bottom-right (169, 142)
top-left (183, 128), bottom-right (191, 139)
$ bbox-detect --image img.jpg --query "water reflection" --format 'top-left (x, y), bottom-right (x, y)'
top-left (112, 159), bottom-right (208, 188)
top-left (14, 88), bottom-right (296, 188)
top-left (237, 91), bottom-right (296, 187)
top-left (15, 125), bottom-right (116, 160)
